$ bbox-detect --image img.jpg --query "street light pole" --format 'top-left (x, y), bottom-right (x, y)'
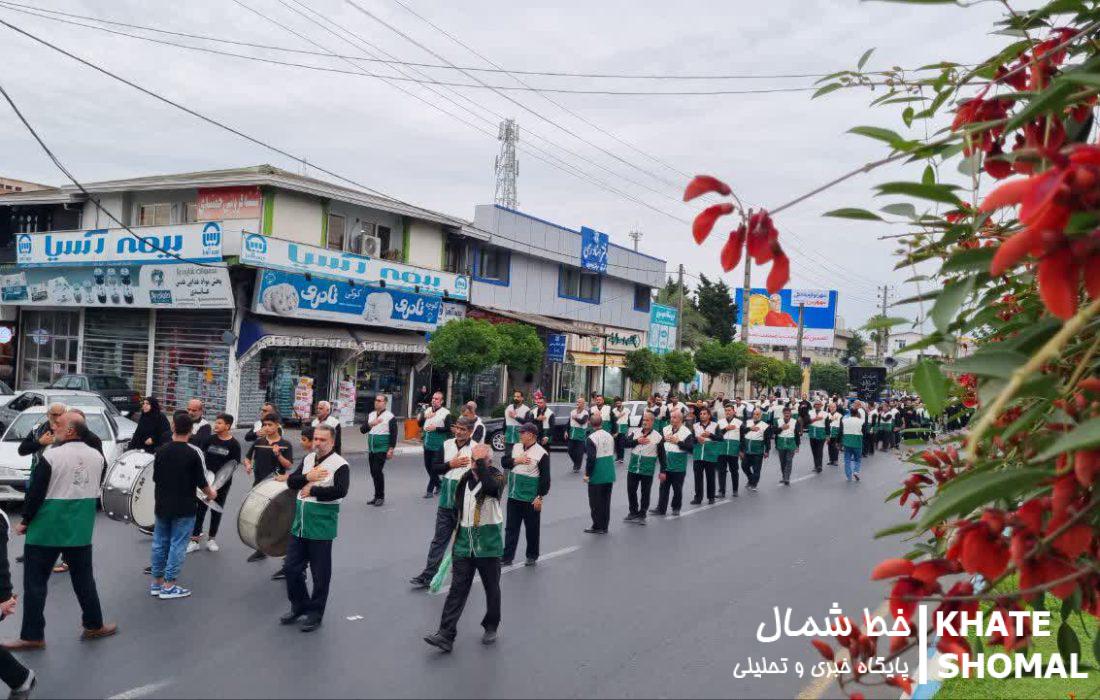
top-left (676, 263), bottom-right (685, 351)
top-left (740, 259), bottom-right (752, 396)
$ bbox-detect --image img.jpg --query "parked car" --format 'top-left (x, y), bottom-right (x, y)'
top-left (47, 374), bottom-right (142, 417)
top-left (0, 406), bottom-right (126, 502)
top-left (485, 401), bottom-right (649, 452)
top-left (0, 389), bottom-right (137, 440)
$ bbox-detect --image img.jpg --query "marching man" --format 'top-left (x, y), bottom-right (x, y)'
top-left (418, 392), bottom-right (453, 499)
top-left (622, 411), bottom-right (664, 524)
top-left (741, 409), bottom-right (769, 492)
top-left (567, 397), bottom-right (589, 473)
top-left (500, 423), bottom-right (550, 566)
top-left (503, 390), bottom-right (531, 453)
top-left (826, 401), bottom-right (843, 467)
top-left (582, 415), bottom-right (615, 534)
top-left (839, 407), bottom-right (866, 482)
top-left (691, 407), bottom-right (720, 505)
top-left (772, 406), bottom-right (802, 486)
top-left (806, 399), bottom-right (829, 473)
top-left (611, 397), bottom-right (630, 463)
top-left (460, 402), bottom-right (486, 444)
top-left (652, 409), bottom-right (694, 517)
top-left (717, 403), bottom-right (742, 498)
top-left (311, 400), bottom-right (342, 455)
top-left (359, 394), bottom-right (396, 507)
top-left (531, 392), bottom-right (555, 448)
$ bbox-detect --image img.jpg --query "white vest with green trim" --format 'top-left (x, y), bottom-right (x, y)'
top-left (841, 415), bottom-right (865, 448)
top-left (718, 416), bottom-right (742, 456)
top-left (743, 420), bottom-right (768, 455)
top-left (808, 410), bottom-right (828, 440)
top-left (453, 480), bottom-right (504, 559)
top-left (828, 412), bottom-right (843, 437)
top-left (422, 407), bottom-right (450, 451)
top-left (26, 441), bottom-right (104, 548)
top-left (365, 410), bottom-right (394, 453)
top-left (291, 450), bottom-right (348, 540)
top-left (504, 404), bottom-right (531, 443)
top-left (507, 442), bottom-right (545, 502)
top-left (661, 424), bottom-right (691, 472)
top-left (692, 421), bottom-right (722, 462)
top-left (626, 426), bottom-right (661, 475)
top-left (569, 410), bottom-right (589, 441)
top-left (439, 438), bottom-right (478, 509)
top-left (612, 407), bottom-right (630, 435)
top-left (587, 429), bottom-right (616, 484)
top-left (775, 419), bottom-right (799, 451)
top-left (533, 405), bottom-right (553, 433)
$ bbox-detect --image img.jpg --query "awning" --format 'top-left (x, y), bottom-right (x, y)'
top-left (237, 316), bottom-right (427, 364)
top-left (469, 305), bottom-right (601, 336)
top-left (570, 351), bottom-right (626, 368)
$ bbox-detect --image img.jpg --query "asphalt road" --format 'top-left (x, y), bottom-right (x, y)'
top-left (1, 444), bottom-right (916, 699)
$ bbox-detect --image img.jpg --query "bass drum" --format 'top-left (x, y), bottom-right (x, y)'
top-left (102, 450), bottom-right (154, 527)
top-left (237, 478), bottom-right (296, 557)
top-left (128, 463), bottom-right (157, 532)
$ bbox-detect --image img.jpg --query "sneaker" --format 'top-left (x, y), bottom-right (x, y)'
top-left (186, 540), bottom-right (201, 554)
top-left (524, 558), bottom-right (537, 566)
top-left (409, 576), bottom-right (430, 590)
top-left (670, 509), bottom-right (681, 517)
top-left (158, 585), bottom-right (191, 600)
top-left (10, 669), bottom-right (35, 700)
top-left (422, 492), bottom-right (434, 499)
top-left (149, 583), bottom-right (161, 597)
top-left (481, 628), bottom-right (497, 645)
top-left (370, 498), bottom-right (384, 507)
top-left (424, 632), bottom-right (453, 653)
top-left (854, 473), bottom-right (860, 482)
top-left (142, 565), bottom-right (152, 576)
top-left (689, 499), bottom-right (702, 505)
top-left (648, 508), bottom-right (664, 516)
top-left (623, 513), bottom-right (637, 522)
top-left (206, 539), bottom-right (220, 552)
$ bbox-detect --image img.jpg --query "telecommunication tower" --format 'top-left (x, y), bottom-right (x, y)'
top-left (494, 118), bottom-right (519, 209)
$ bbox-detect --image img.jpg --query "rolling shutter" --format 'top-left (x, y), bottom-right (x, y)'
top-left (152, 310), bottom-right (232, 415)
top-left (82, 310), bottom-right (150, 395)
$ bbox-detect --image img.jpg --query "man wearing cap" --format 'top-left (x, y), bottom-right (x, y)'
top-left (500, 423), bottom-right (549, 566)
top-left (806, 399), bottom-right (829, 473)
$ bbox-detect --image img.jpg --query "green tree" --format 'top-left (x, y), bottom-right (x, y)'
top-left (810, 362), bottom-right (848, 396)
top-left (660, 350), bottom-right (696, 388)
top-left (495, 323), bottom-right (544, 375)
top-left (695, 274), bottom-right (736, 343)
top-left (845, 331), bottom-right (867, 362)
top-left (694, 340), bottom-right (749, 392)
top-left (622, 348), bottom-right (663, 397)
top-left (428, 319), bottom-right (502, 389)
top-left (747, 355), bottom-right (785, 393)
top-left (656, 278), bottom-right (708, 349)
top-left (780, 361), bottom-right (803, 389)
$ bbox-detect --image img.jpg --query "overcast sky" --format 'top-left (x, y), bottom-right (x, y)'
top-left (0, 0), bottom-right (1030, 330)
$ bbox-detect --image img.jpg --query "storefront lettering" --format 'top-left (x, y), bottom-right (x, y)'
top-left (287, 243), bottom-right (370, 276)
top-left (393, 296), bottom-right (428, 320)
top-left (117, 233), bottom-right (185, 257)
top-left (381, 266), bottom-right (442, 291)
top-left (607, 331), bottom-right (641, 348)
top-left (300, 283), bottom-right (340, 309)
top-left (44, 230), bottom-right (107, 261)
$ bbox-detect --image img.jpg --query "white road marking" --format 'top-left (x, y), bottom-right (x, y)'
top-left (430, 545), bottom-right (582, 596)
top-left (674, 499), bottom-right (731, 518)
top-left (790, 473), bottom-right (819, 484)
top-left (108, 679), bottom-right (173, 700)
top-left (345, 615), bottom-right (364, 621)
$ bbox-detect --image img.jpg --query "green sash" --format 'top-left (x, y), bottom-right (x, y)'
top-left (628, 453), bottom-right (657, 476)
top-left (368, 433), bottom-right (390, 453)
top-left (665, 451), bottom-right (688, 473)
top-left (878, 421), bottom-right (894, 432)
top-left (590, 455), bottom-right (615, 484)
top-left (569, 426), bottom-right (588, 441)
top-left (438, 477), bottom-right (461, 509)
top-left (722, 438), bottom-right (741, 456)
top-left (809, 425), bottom-right (827, 440)
top-left (744, 439), bottom-right (765, 455)
top-left (424, 430), bottom-right (446, 451)
top-left (776, 436), bottom-right (797, 451)
top-left (842, 433), bottom-right (863, 449)
top-left (291, 500), bottom-right (340, 540)
top-left (507, 471), bottom-right (539, 502)
top-left (504, 425), bottom-right (521, 444)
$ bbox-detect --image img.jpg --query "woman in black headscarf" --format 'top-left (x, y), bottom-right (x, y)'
top-left (128, 396), bottom-right (171, 453)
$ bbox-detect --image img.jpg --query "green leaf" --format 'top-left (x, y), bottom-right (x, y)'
top-left (864, 316), bottom-right (910, 330)
top-left (875, 181), bottom-right (963, 206)
top-left (1062, 587), bottom-right (1082, 618)
top-left (917, 468), bottom-right (1048, 529)
top-left (930, 276), bottom-right (974, 334)
top-left (824, 207), bottom-right (884, 221)
top-left (1093, 624), bottom-right (1100, 665)
top-left (922, 164), bottom-right (936, 185)
top-left (1006, 81), bottom-right (1076, 132)
top-left (857, 48), bottom-right (875, 71)
top-left (1035, 417), bottom-right (1100, 461)
top-left (957, 152), bottom-right (982, 177)
top-left (881, 202), bottom-right (918, 218)
top-left (949, 350), bottom-right (1028, 380)
top-left (874, 522), bottom-right (918, 539)
top-left (913, 360), bottom-right (949, 416)
top-left (894, 290), bottom-right (942, 306)
top-left (1059, 72), bottom-right (1100, 89)
top-left (941, 247), bottom-right (996, 274)
top-left (902, 106), bottom-right (915, 127)
top-left (813, 83), bottom-right (843, 99)
top-left (849, 126), bottom-right (910, 150)
top-left (1058, 622), bottom-right (1081, 661)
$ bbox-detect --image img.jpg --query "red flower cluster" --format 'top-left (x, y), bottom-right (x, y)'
top-left (684, 175), bottom-right (790, 293)
top-left (980, 144), bottom-right (1100, 319)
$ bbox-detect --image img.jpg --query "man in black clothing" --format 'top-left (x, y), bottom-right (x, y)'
top-left (244, 403), bottom-right (277, 443)
top-left (243, 416), bottom-right (293, 562)
top-left (417, 392), bottom-right (453, 498)
top-left (190, 414), bottom-right (242, 553)
top-left (0, 512), bottom-right (35, 698)
top-left (500, 423), bottom-right (550, 566)
top-left (186, 399), bottom-right (212, 443)
top-left (15, 403), bottom-right (65, 568)
top-left (359, 395), bottom-right (397, 506)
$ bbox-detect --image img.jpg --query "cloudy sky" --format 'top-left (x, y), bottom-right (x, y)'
top-left (0, 0), bottom-right (1030, 330)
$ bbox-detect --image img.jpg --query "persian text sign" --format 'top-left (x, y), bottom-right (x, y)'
top-left (648, 303), bottom-right (678, 355)
top-left (580, 226), bottom-right (609, 273)
top-left (0, 264), bottom-right (232, 309)
top-left (734, 288), bottom-right (839, 349)
top-left (197, 186), bottom-right (262, 220)
top-left (17, 222), bottom-right (225, 267)
top-left (240, 233), bottom-right (469, 300)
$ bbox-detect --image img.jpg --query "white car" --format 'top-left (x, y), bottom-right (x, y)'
top-left (0, 406), bottom-right (126, 502)
top-left (0, 389), bottom-right (136, 440)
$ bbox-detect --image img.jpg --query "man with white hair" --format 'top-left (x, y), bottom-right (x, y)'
top-left (186, 399), bottom-right (212, 443)
top-left (460, 402), bottom-right (486, 444)
top-left (311, 400), bottom-right (342, 455)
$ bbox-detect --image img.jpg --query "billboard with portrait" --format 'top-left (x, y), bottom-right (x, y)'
top-left (733, 288), bottom-right (838, 348)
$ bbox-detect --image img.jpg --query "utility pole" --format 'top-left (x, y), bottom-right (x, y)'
top-left (628, 230), bottom-right (642, 251)
top-left (493, 118), bottom-right (519, 209)
top-left (740, 259), bottom-right (752, 396)
top-left (877, 285), bottom-right (892, 360)
top-left (676, 264), bottom-right (685, 351)
top-left (795, 303), bottom-right (810, 397)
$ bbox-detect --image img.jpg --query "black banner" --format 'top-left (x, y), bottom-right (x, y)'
top-left (849, 366), bottom-right (886, 403)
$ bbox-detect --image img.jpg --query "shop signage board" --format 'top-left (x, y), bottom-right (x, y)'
top-left (648, 303), bottom-right (678, 355)
top-left (337, 380), bottom-right (356, 426)
top-left (546, 334), bottom-right (567, 363)
top-left (570, 351), bottom-right (626, 368)
top-left (240, 233), bottom-right (470, 300)
top-left (197, 186), bottom-right (263, 221)
top-left (16, 221), bottom-right (226, 267)
top-left (294, 377), bottom-right (314, 421)
top-left (0, 264), bottom-right (233, 309)
top-left (605, 329), bottom-right (644, 351)
top-left (252, 269), bottom-right (443, 332)
top-left (849, 366), bottom-right (886, 402)
top-left (734, 288), bottom-right (839, 349)
top-left (579, 226), bottom-right (609, 273)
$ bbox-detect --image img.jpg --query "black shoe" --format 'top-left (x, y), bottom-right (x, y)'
top-left (689, 499), bottom-right (702, 505)
top-left (481, 628), bottom-right (497, 645)
top-left (424, 632), bottom-right (453, 652)
top-left (731, 491), bottom-right (739, 497)
top-left (369, 498), bottom-right (384, 506)
top-left (9, 671), bottom-right (35, 700)
top-left (671, 509), bottom-right (680, 517)
top-left (854, 473), bottom-right (860, 482)
top-left (814, 468), bottom-right (822, 473)
top-left (280, 611), bottom-right (303, 625)
top-left (299, 615), bottom-right (322, 633)
top-left (708, 498), bottom-right (715, 505)
top-left (500, 559), bottom-right (513, 567)
top-left (649, 508), bottom-right (664, 516)
top-left (271, 568), bottom-right (287, 581)
top-left (572, 468), bottom-right (580, 473)
top-left (782, 480), bottom-right (790, 485)
top-left (584, 527), bottom-right (600, 534)
top-left (623, 513), bottom-right (637, 522)
top-left (409, 576), bottom-right (430, 589)
top-left (142, 565), bottom-right (152, 575)
top-left (635, 516), bottom-right (647, 526)
top-left (422, 492), bottom-right (434, 499)
top-left (717, 491), bottom-right (726, 498)
top-left (247, 551), bottom-right (266, 563)
top-left (524, 558), bottom-right (537, 566)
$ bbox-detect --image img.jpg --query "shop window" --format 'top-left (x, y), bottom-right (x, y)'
top-left (443, 237), bottom-right (469, 274)
top-left (475, 244), bottom-right (510, 285)
top-left (326, 213), bottom-right (346, 251)
top-left (17, 309), bottom-right (79, 390)
top-left (257, 348), bottom-right (333, 424)
top-left (558, 265), bottom-right (600, 303)
top-left (378, 226), bottom-right (392, 254)
top-left (138, 203), bottom-right (173, 227)
top-left (152, 310), bottom-right (231, 415)
top-left (633, 283), bottom-right (652, 312)
top-left (83, 309), bottom-right (150, 396)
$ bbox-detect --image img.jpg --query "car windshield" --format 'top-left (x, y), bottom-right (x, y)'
top-left (88, 376), bottom-right (131, 391)
top-left (51, 394), bottom-right (115, 413)
top-left (4, 413), bottom-right (111, 442)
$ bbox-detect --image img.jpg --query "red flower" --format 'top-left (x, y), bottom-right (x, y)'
top-left (683, 175), bottom-right (732, 202)
top-left (1075, 449), bottom-right (1100, 487)
top-left (766, 254), bottom-right (790, 295)
top-left (811, 639), bottom-right (835, 661)
top-left (720, 225), bottom-right (746, 272)
top-left (692, 203), bottom-right (734, 244)
top-left (871, 558), bottom-right (915, 580)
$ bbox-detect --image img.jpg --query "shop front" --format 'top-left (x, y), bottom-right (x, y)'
top-left (564, 326), bottom-right (646, 400)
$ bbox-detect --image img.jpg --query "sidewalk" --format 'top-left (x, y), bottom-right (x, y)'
top-left (235, 426), bottom-right (422, 457)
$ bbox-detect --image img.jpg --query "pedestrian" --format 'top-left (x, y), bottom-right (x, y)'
top-left (0, 508), bottom-right (34, 699)
top-left (189, 413), bottom-right (241, 553)
top-left (611, 397), bottom-right (630, 463)
top-left (590, 394), bottom-right (610, 425)
top-left (417, 392), bottom-right (452, 499)
top-left (186, 399), bottom-right (212, 442)
top-left (500, 423), bottom-right (549, 566)
top-left (773, 407), bottom-right (801, 486)
top-left (311, 401), bottom-right (342, 455)
top-left (531, 392), bottom-right (555, 448)
top-left (741, 409), bottom-right (769, 492)
top-left (711, 392), bottom-right (726, 419)
top-left (127, 397), bottom-right (171, 454)
top-left (653, 409), bottom-right (693, 517)
top-left (149, 412), bottom-right (218, 600)
top-left (281, 424), bottom-right (349, 633)
top-left (244, 403), bottom-right (276, 443)
top-left (243, 414), bottom-right (293, 562)
top-left (423, 443), bottom-right (503, 652)
top-left (716, 403), bottom-right (742, 498)
top-left (360, 394), bottom-right (396, 507)
top-left (502, 390), bottom-right (531, 453)
top-left (2, 411), bottom-right (116, 651)
top-left (582, 415), bottom-right (615, 534)
top-left (690, 406), bottom-right (720, 505)
top-left (459, 402), bottom-right (486, 443)
top-left (652, 394), bottom-right (668, 434)
top-left (806, 400), bottom-right (828, 473)
top-left (840, 408), bottom-right (866, 482)
top-left (826, 402), bottom-right (843, 467)
top-left (409, 416), bottom-right (478, 590)
top-left (622, 411), bottom-right (663, 524)
top-left (15, 403), bottom-right (67, 572)
top-left (567, 397), bottom-right (589, 474)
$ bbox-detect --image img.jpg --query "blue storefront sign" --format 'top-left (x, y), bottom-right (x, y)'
top-left (546, 333), bottom-right (567, 363)
top-left (648, 303), bottom-right (678, 355)
top-left (16, 222), bottom-right (225, 267)
top-left (252, 269), bottom-right (443, 332)
top-left (580, 226), bottom-right (609, 274)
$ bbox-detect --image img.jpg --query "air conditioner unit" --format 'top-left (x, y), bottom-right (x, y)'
top-left (360, 235), bottom-right (382, 258)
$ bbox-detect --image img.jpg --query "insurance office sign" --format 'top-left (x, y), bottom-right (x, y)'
top-left (16, 222), bottom-right (225, 267)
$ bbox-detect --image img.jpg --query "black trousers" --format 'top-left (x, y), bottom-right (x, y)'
top-left (285, 535), bottom-right (332, 619)
top-left (419, 508), bottom-right (458, 579)
top-left (587, 482), bottom-right (613, 531)
top-left (438, 556), bottom-right (500, 640)
top-left (568, 440), bottom-right (585, 471)
top-left (614, 433), bottom-right (625, 461)
top-left (717, 453), bottom-right (740, 494)
top-left (21, 544), bottom-right (103, 642)
top-left (656, 471), bottom-right (685, 513)
top-left (777, 449), bottom-right (795, 482)
top-left (810, 439), bottom-right (825, 471)
top-left (368, 451), bottom-right (387, 500)
top-left (193, 478), bottom-right (232, 538)
top-left (743, 453), bottom-right (764, 487)
top-left (862, 432), bottom-right (874, 456)
top-left (423, 449), bottom-right (443, 493)
top-left (503, 498), bottom-right (540, 562)
top-left (692, 460), bottom-right (716, 501)
top-left (827, 438), bottom-right (840, 465)
top-left (0, 647), bottom-right (28, 691)
top-left (626, 472), bottom-right (653, 515)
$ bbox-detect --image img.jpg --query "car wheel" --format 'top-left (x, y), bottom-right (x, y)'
top-left (490, 430), bottom-right (506, 452)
